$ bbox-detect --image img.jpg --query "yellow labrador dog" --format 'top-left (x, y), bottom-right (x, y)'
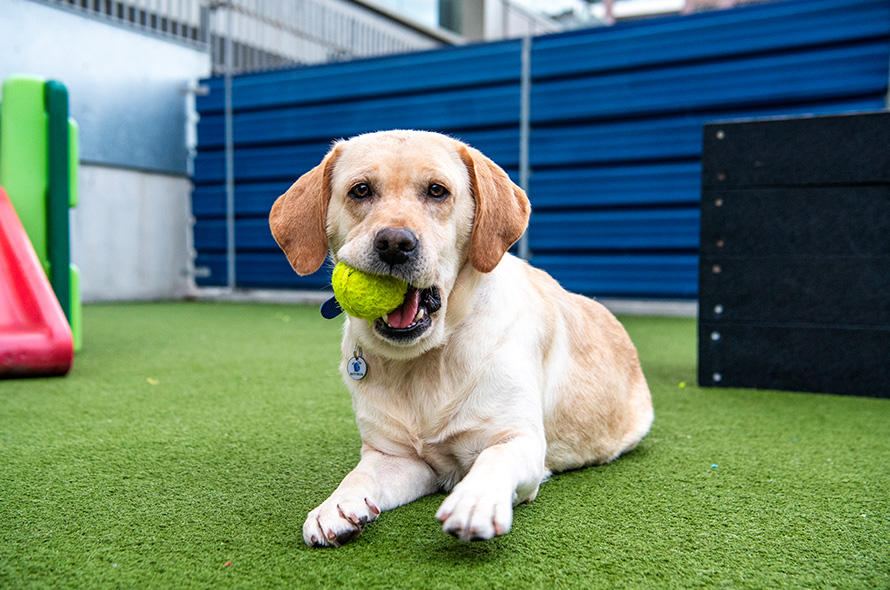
top-left (270, 130), bottom-right (653, 547)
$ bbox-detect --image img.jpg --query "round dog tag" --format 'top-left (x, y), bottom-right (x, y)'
top-left (347, 356), bottom-right (367, 380)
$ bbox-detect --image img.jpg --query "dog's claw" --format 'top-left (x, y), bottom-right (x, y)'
top-left (366, 498), bottom-right (380, 515)
top-left (331, 527), bottom-right (360, 547)
top-left (345, 514), bottom-right (367, 527)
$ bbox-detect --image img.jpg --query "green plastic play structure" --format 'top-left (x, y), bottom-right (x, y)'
top-left (0, 75), bottom-right (82, 351)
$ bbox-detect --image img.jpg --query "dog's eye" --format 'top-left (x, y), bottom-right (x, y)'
top-left (349, 183), bottom-right (372, 200)
top-left (427, 183), bottom-right (448, 200)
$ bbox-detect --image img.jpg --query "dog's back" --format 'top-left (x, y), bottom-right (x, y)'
top-left (502, 257), bottom-right (654, 472)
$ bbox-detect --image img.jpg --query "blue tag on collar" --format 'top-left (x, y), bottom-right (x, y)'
top-left (320, 296), bottom-right (343, 319)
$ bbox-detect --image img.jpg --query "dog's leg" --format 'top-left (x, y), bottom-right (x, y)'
top-left (436, 433), bottom-right (545, 542)
top-left (303, 446), bottom-right (437, 547)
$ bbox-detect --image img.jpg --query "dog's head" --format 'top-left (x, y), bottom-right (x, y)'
top-left (270, 130), bottom-right (529, 359)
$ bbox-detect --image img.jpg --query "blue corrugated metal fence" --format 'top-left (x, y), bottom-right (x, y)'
top-left (192, 0), bottom-right (890, 298)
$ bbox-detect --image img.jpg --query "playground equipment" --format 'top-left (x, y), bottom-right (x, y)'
top-left (0, 187), bottom-right (73, 376)
top-left (0, 75), bottom-right (81, 377)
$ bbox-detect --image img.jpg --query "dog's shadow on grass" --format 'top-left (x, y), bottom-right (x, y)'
top-left (420, 499), bottom-right (539, 565)
top-left (430, 536), bottom-right (501, 565)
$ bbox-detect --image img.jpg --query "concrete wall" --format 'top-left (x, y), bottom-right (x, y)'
top-left (0, 0), bottom-right (211, 301)
top-left (72, 165), bottom-right (193, 301)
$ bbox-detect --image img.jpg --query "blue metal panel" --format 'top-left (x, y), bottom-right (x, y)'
top-left (531, 42), bottom-right (889, 124)
top-left (197, 40), bottom-right (522, 114)
top-left (192, 181), bottom-right (293, 217)
top-left (191, 151), bottom-right (226, 185)
top-left (232, 182), bottom-right (294, 216)
top-left (236, 254), bottom-right (333, 291)
top-left (529, 97), bottom-right (887, 169)
top-left (529, 208), bottom-right (700, 252)
top-left (448, 129), bottom-right (521, 169)
top-left (191, 186), bottom-right (226, 217)
top-left (194, 253), bottom-right (333, 290)
top-left (193, 143), bottom-right (333, 183)
top-left (532, 0), bottom-right (890, 79)
top-left (193, 218), bottom-right (280, 252)
top-left (193, 254), bottom-right (227, 287)
top-left (237, 218), bottom-right (279, 250)
top-left (531, 117), bottom-right (704, 167)
top-left (192, 219), bottom-right (227, 252)
top-left (529, 162), bottom-right (702, 210)
top-left (197, 84), bottom-right (521, 149)
top-left (532, 254), bottom-right (699, 298)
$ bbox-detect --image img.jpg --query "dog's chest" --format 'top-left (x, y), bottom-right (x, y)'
top-left (353, 360), bottom-right (493, 486)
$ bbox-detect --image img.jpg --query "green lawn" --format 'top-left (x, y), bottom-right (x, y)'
top-left (2, 302), bottom-right (888, 589)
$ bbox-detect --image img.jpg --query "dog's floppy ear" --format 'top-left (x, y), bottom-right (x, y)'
top-left (269, 146), bottom-right (341, 276)
top-left (460, 145), bottom-right (531, 273)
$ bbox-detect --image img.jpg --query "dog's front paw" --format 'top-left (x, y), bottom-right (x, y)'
top-left (303, 496), bottom-right (380, 548)
top-left (435, 483), bottom-right (513, 542)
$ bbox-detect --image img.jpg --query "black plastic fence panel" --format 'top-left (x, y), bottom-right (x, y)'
top-left (192, 0), bottom-right (890, 298)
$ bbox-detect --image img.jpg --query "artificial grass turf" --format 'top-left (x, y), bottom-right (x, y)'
top-left (1, 302), bottom-right (888, 589)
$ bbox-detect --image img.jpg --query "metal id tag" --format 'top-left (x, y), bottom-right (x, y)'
top-left (347, 344), bottom-right (367, 380)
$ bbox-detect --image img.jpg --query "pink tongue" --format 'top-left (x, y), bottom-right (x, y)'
top-left (386, 288), bottom-right (420, 329)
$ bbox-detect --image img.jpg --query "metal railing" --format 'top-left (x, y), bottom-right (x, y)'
top-left (205, 0), bottom-right (445, 74)
top-left (35, 0), bottom-right (446, 74)
top-left (37, 0), bottom-right (208, 46)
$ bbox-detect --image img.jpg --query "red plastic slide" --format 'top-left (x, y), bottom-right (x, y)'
top-left (0, 186), bottom-right (73, 377)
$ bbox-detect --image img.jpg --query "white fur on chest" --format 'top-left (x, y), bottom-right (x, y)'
top-left (344, 340), bottom-right (530, 488)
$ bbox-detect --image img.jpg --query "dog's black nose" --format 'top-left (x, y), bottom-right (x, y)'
top-left (374, 227), bottom-right (418, 266)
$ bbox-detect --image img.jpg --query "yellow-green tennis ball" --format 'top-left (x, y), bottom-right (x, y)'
top-left (331, 262), bottom-right (408, 320)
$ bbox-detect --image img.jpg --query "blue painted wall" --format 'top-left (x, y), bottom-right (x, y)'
top-left (192, 0), bottom-right (890, 298)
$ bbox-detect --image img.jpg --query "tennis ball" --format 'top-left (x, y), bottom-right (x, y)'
top-left (331, 262), bottom-right (408, 320)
